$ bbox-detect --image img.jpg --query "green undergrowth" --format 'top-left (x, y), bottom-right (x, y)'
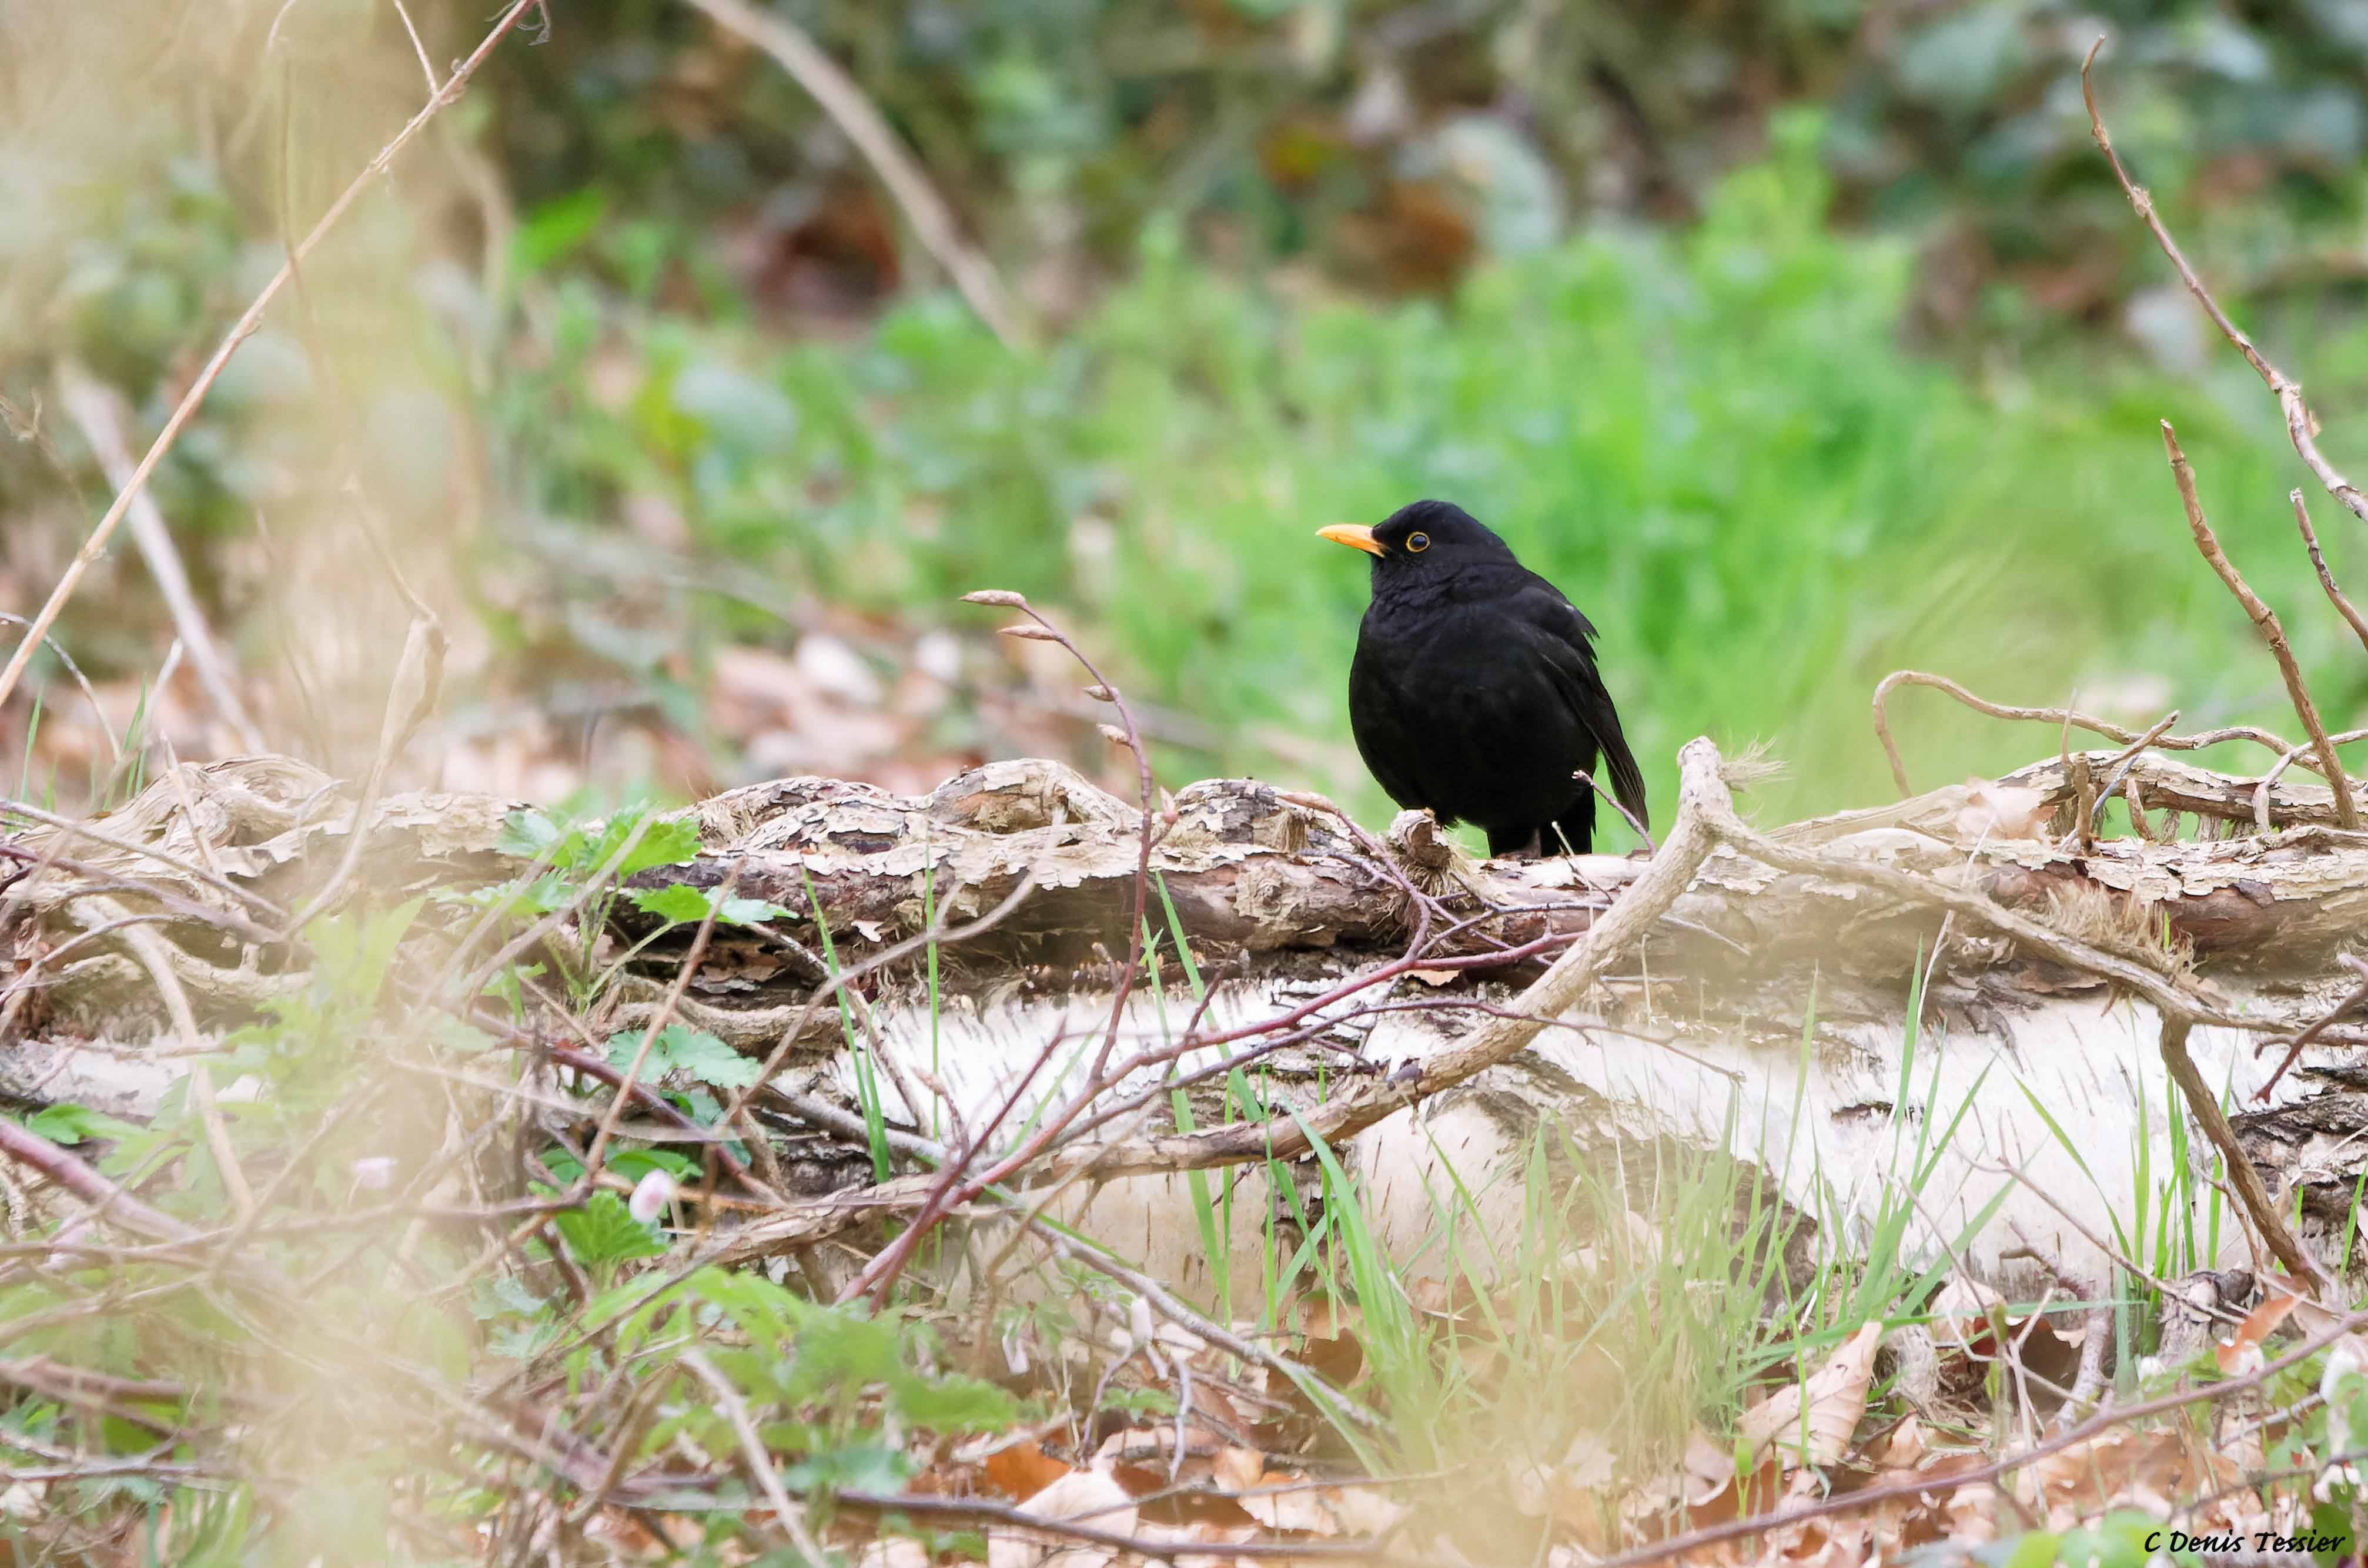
top-left (496, 110), bottom-right (2368, 832)
top-left (6, 803), bottom-right (2368, 1563)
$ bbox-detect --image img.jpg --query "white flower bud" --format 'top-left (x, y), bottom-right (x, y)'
top-left (627, 1168), bottom-right (677, 1225)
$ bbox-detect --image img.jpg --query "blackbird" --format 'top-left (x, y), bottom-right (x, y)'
top-left (1320, 499), bottom-right (1648, 858)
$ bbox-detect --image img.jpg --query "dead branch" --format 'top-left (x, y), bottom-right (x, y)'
top-left (2293, 489), bottom-right (2368, 656)
top-left (681, 0), bottom-right (1029, 351)
top-left (1872, 668), bottom-right (2310, 797)
top-left (0, 1119), bottom-right (196, 1244)
top-left (2160, 421), bottom-right (2358, 829)
top-left (0, 0), bottom-right (545, 719)
top-left (2083, 38), bottom-right (2368, 527)
top-left (2159, 1016), bottom-right (2326, 1291)
top-left (54, 364), bottom-right (263, 753)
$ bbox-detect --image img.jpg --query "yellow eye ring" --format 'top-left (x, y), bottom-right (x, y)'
top-left (1406, 531), bottom-right (1430, 552)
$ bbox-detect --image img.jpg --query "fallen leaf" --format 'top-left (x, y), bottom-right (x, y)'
top-left (1865, 1415), bottom-right (1926, 1470)
top-left (2214, 1290), bottom-right (2302, 1374)
top-left (1738, 1321), bottom-right (1882, 1469)
top-left (989, 1465), bottom-right (1133, 1568)
top-left (1955, 779), bottom-right (2051, 841)
top-left (1212, 1447), bottom-right (1265, 1492)
top-left (984, 1439), bottom-right (1074, 1501)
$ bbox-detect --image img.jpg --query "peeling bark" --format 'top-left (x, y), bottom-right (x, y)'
top-left (6, 750), bottom-right (2368, 1304)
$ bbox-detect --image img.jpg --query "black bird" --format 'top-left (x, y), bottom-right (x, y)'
top-left (1320, 499), bottom-right (1648, 859)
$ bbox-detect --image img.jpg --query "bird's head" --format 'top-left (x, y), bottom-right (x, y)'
top-left (1318, 500), bottom-right (1519, 576)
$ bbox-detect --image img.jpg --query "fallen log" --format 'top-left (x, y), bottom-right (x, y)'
top-left (5, 745), bottom-right (2367, 1309)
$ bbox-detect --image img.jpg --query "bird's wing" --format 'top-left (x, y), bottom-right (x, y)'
top-left (1344, 641), bottom-right (1434, 815)
top-left (1508, 578), bottom-right (1650, 829)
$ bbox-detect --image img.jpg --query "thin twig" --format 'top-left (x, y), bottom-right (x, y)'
top-left (680, 0), bottom-right (1028, 351)
top-left (1872, 669), bottom-right (2308, 797)
top-left (1574, 766), bottom-right (1656, 853)
top-left (0, 1119), bottom-right (197, 1244)
top-left (2254, 953), bottom-right (2368, 1103)
top-left (384, 0), bottom-right (440, 92)
top-left (1591, 1304), bottom-right (2368, 1568)
top-left (2084, 37), bottom-right (2368, 527)
top-left (584, 860), bottom-right (741, 1181)
top-left (681, 1348), bottom-right (832, 1563)
top-left (99, 901), bottom-right (256, 1222)
top-left (54, 365), bottom-right (263, 753)
top-left (2160, 421), bottom-right (2357, 829)
top-left (0, 0), bottom-right (545, 719)
top-left (0, 612), bottom-right (118, 768)
top-left (2159, 1016), bottom-right (2329, 1292)
top-left (2293, 488), bottom-right (2368, 655)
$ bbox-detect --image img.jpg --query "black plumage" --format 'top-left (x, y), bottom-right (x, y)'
top-left (1320, 500), bottom-right (1648, 858)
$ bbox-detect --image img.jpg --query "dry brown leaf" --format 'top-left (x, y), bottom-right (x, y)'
top-left (1212, 1447), bottom-right (1266, 1492)
top-left (1955, 779), bottom-right (2051, 840)
top-left (984, 1439), bottom-right (1075, 1501)
top-left (1739, 1321), bottom-right (1881, 1470)
top-left (1239, 1481), bottom-right (1408, 1542)
top-left (1240, 1486), bottom-right (1340, 1536)
top-left (2215, 1290), bottom-right (2302, 1374)
top-left (2022, 1428), bottom-right (2225, 1519)
top-left (988, 1465), bottom-right (1134, 1568)
top-left (1319, 1484), bottom-right (1409, 1537)
top-left (856, 1540), bottom-right (933, 1568)
top-left (1510, 1429), bottom-right (1618, 1547)
top-left (1864, 1416), bottom-right (1926, 1471)
top-left (1681, 1426), bottom-right (1737, 1503)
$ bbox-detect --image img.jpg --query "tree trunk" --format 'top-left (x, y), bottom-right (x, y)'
top-left (6, 749), bottom-right (2365, 1306)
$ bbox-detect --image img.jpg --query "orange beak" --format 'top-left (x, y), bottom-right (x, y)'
top-left (1317, 523), bottom-right (1384, 557)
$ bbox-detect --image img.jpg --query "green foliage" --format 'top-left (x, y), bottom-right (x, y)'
top-left (496, 803), bottom-right (703, 880)
top-left (627, 882), bottom-right (785, 927)
top-left (552, 1189), bottom-right (668, 1266)
top-left (222, 900), bottom-right (423, 1115)
top-left (471, 803), bottom-right (711, 1004)
top-left (603, 1021), bottom-right (763, 1091)
top-left (498, 125), bottom-right (2368, 830)
top-left (20, 1101), bottom-right (142, 1146)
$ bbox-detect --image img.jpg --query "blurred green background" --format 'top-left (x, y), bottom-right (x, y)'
top-left (5, 0), bottom-right (2368, 835)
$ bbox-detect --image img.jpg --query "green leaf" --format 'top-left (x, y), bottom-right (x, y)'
top-left (432, 1017), bottom-right (499, 1055)
top-left (496, 808), bottom-right (563, 860)
top-left (604, 1024), bottom-right (761, 1090)
top-left (24, 1103), bottom-right (141, 1146)
top-left (779, 1442), bottom-right (912, 1495)
top-left (512, 187), bottom-right (608, 276)
top-left (631, 883), bottom-right (791, 927)
top-left (470, 1274), bottom-right (547, 1321)
top-left (609, 1149), bottom-right (699, 1182)
top-left (1999, 1530), bottom-right (2058, 1568)
top-left (629, 884), bottom-right (711, 924)
top-left (591, 812), bottom-right (703, 879)
top-left (553, 1190), bottom-right (667, 1265)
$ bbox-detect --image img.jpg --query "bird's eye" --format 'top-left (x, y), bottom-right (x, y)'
top-left (1405, 532), bottom-right (1430, 553)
